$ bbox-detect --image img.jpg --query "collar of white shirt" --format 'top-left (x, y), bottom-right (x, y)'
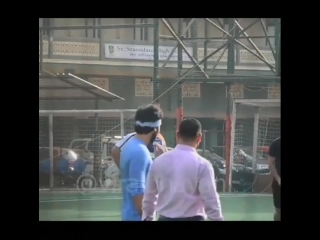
top-left (175, 144), bottom-right (197, 152)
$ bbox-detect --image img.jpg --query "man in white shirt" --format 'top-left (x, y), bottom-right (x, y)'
top-left (142, 118), bottom-right (223, 221)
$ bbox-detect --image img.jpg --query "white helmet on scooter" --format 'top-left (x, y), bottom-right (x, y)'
top-left (65, 150), bottom-right (77, 162)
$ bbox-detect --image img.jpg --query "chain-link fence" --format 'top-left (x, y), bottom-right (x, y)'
top-left (38, 109), bottom-right (180, 190)
top-left (200, 129), bottom-right (226, 192)
top-left (39, 110), bottom-right (136, 189)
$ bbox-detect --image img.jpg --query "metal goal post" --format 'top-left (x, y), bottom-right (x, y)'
top-left (227, 99), bottom-right (280, 192)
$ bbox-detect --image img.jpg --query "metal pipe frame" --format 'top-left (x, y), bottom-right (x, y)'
top-left (180, 78), bottom-right (279, 84)
top-left (161, 18), bottom-right (209, 79)
top-left (204, 20), bottom-right (209, 71)
top-left (39, 18), bottom-right (281, 109)
top-left (42, 71), bottom-right (98, 95)
top-left (205, 18), bottom-right (277, 74)
top-left (39, 31), bottom-right (43, 72)
top-left (40, 71), bottom-right (124, 101)
top-left (161, 18), bottom-right (280, 87)
top-left (41, 71), bottom-right (104, 99)
top-left (275, 19), bottom-right (281, 76)
top-left (153, 19), bottom-right (160, 102)
top-left (234, 19), bottom-right (272, 70)
top-left (49, 114), bottom-right (54, 189)
top-left (39, 18), bottom-right (280, 87)
top-left (39, 109), bottom-right (137, 114)
top-left (229, 101), bottom-right (237, 192)
top-left (210, 46), bottom-right (228, 72)
top-left (259, 19), bottom-right (276, 60)
top-left (39, 23), bottom-right (153, 31)
top-left (160, 18), bottom-right (196, 69)
top-left (252, 109), bottom-right (260, 173)
top-left (159, 36), bottom-right (276, 41)
top-left (234, 99), bottom-right (280, 104)
top-left (39, 20), bottom-right (160, 103)
top-left (175, 18), bottom-right (183, 146)
top-left (179, 43), bottom-right (229, 81)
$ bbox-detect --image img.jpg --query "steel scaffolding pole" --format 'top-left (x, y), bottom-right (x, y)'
top-left (227, 18), bottom-right (235, 75)
top-left (39, 30), bottom-right (43, 72)
top-left (153, 19), bottom-right (160, 103)
top-left (275, 19), bottom-right (281, 76)
top-left (252, 109), bottom-right (260, 174)
top-left (225, 18), bottom-right (235, 192)
top-left (204, 20), bottom-right (209, 71)
top-left (48, 114), bottom-right (53, 189)
top-left (191, 20), bottom-right (198, 61)
top-left (175, 18), bottom-right (183, 146)
top-left (93, 99), bottom-right (101, 184)
top-left (98, 18), bottom-right (103, 61)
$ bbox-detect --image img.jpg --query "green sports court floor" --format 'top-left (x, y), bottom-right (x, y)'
top-left (39, 191), bottom-right (273, 221)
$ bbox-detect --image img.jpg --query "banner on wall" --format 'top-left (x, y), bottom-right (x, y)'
top-left (105, 43), bottom-right (193, 61)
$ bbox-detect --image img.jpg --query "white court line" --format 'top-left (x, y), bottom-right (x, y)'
top-left (39, 194), bottom-right (271, 203)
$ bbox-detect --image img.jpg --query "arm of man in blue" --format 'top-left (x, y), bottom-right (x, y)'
top-left (128, 147), bottom-right (152, 217)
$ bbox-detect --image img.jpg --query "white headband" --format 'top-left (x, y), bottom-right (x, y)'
top-left (135, 119), bottom-right (162, 128)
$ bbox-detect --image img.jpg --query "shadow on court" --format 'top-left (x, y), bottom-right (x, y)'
top-left (39, 191), bottom-right (273, 221)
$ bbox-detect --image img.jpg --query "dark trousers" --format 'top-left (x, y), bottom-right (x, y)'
top-left (158, 215), bottom-right (204, 221)
top-left (272, 179), bottom-right (281, 210)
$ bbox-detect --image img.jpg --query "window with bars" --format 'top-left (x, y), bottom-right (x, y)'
top-left (133, 18), bottom-right (148, 41)
top-left (85, 18), bottom-right (101, 38)
top-left (265, 26), bottom-right (275, 47)
top-left (41, 18), bottom-right (51, 36)
top-left (183, 18), bottom-right (191, 38)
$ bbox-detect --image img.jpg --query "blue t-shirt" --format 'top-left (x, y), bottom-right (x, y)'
top-left (120, 136), bottom-right (152, 221)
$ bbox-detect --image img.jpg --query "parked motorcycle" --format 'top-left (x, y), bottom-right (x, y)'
top-left (205, 148), bottom-right (270, 192)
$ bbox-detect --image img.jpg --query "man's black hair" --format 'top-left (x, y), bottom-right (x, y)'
top-left (178, 118), bottom-right (202, 141)
top-left (134, 104), bottom-right (163, 134)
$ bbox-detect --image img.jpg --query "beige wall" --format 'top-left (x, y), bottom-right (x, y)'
top-left (39, 18), bottom-right (275, 47)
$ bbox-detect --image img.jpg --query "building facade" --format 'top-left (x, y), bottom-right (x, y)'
top-left (39, 18), bottom-right (280, 150)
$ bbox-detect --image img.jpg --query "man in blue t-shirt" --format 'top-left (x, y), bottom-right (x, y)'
top-left (120, 104), bottom-right (163, 221)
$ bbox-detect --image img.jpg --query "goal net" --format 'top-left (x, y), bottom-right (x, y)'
top-left (228, 99), bottom-right (280, 193)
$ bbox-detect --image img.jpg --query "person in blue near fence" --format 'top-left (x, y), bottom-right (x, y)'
top-left (120, 104), bottom-right (164, 221)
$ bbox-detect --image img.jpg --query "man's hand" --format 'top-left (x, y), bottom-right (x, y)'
top-left (154, 143), bottom-right (167, 158)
